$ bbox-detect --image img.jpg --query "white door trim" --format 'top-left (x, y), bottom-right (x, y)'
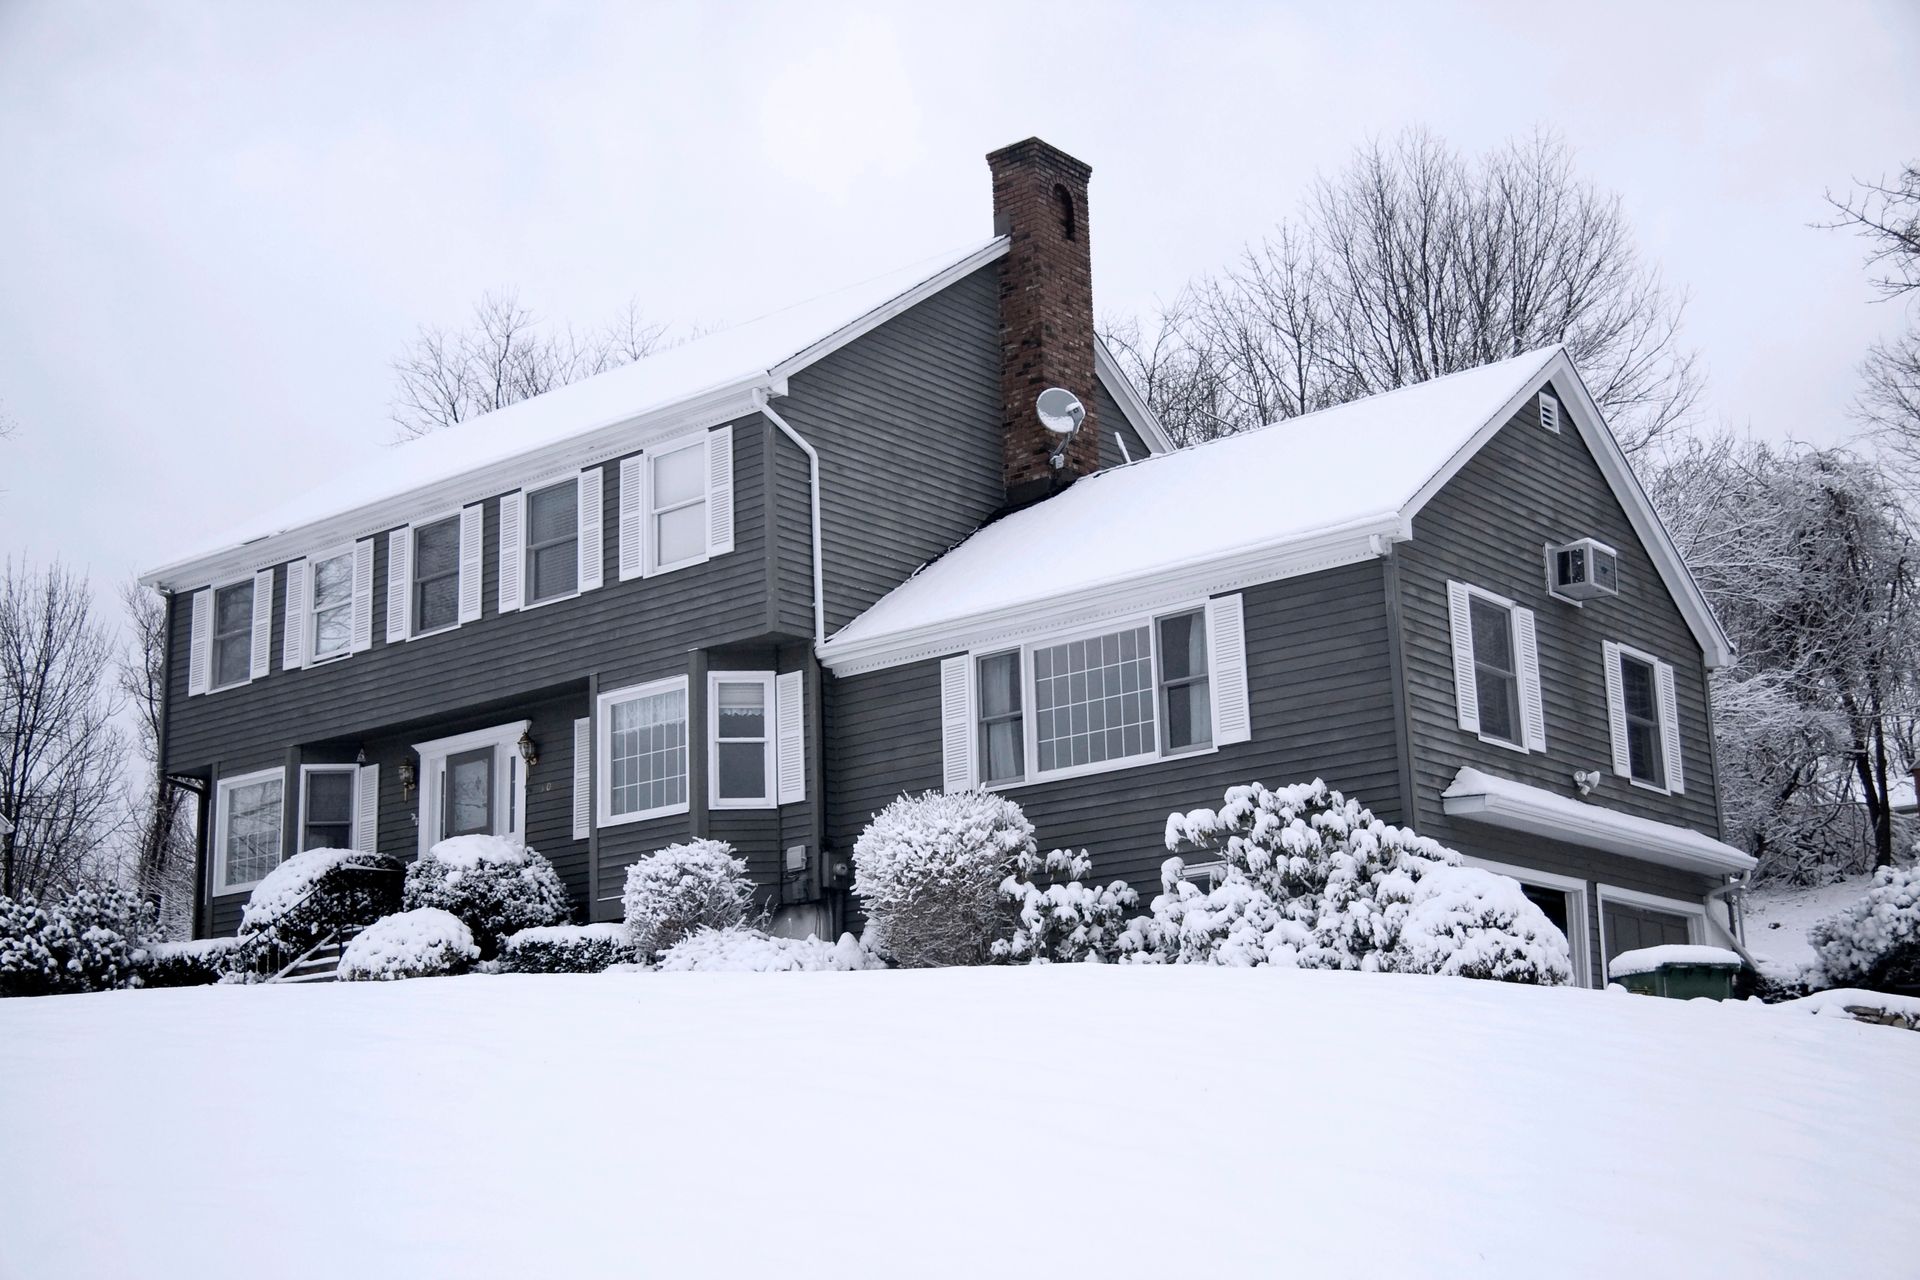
top-left (412, 719), bottom-right (531, 857)
top-left (1461, 856), bottom-right (1594, 989)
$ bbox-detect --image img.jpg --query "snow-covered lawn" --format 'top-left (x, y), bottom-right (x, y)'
top-left (1744, 873), bottom-right (1873, 976)
top-left (2, 968), bottom-right (1915, 1279)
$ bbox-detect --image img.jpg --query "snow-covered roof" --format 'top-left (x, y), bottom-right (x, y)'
top-left (1443, 767), bottom-right (1756, 875)
top-left (819, 345), bottom-right (1732, 674)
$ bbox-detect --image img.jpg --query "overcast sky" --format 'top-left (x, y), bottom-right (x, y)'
top-left (2, 0), bottom-right (1916, 614)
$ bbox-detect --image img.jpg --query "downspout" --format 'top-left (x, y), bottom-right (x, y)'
top-left (753, 391), bottom-right (825, 646)
top-left (1705, 875), bottom-right (1758, 970)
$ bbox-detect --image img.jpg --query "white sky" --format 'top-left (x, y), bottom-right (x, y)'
top-left (2, 0), bottom-right (1917, 608)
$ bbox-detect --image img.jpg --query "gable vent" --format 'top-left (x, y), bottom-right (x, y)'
top-left (1538, 391), bottom-right (1561, 434)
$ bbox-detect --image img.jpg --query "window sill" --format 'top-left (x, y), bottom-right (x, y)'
top-left (307, 650), bottom-right (352, 667)
top-left (597, 801), bottom-right (689, 829)
top-left (1628, 778), bottom-right (1672, 796)
top-left (1476, 732), bottom-right (1531, 756)
top-left (649, 551), bottom-right (712, 577)
top-left (711, 796), bottom-right (776, 810)
top-left (992, 742), bottom-right (1219, 792)
top-left (208, 677), bottom-right (253, 694)
top-left (520, 588), bottom-right (581, 613)
top-left (409, 622), bottom-right (461, 641)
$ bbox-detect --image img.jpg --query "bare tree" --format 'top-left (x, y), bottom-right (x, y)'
top-left (117, 580), bottom-right (195, 935)
top-left (1825, 164), bottom-right (1920, 300)
top-left (1828, 165), bottom-right (1920, 482)
top-left (0, 562), bottom-right (125, 897)
top-left (1106, 131), bottom-right (1700, 453)
top-left (389, 291), bottom-right (669, 440)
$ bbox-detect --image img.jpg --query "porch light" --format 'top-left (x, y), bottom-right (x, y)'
top-left (398, 759), bottom-right (416, 798)
top-left (517, 731), bottom-right (538, 768)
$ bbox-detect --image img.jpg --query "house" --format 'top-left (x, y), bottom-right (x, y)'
top-left (140, 137), bottom-right (1752, 983)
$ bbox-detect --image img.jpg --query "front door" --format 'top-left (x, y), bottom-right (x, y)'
top-left (444, 747), bottom-right (495, 839)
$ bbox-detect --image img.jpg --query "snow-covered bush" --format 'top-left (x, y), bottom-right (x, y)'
top-left (655, 925), bottom-right (882, 972)
top-left (993, 848), bottom-right (1139, 964)
top-left (0, 885), bottom-right (157, 997)
top-left (238, 848), bottom-right (403, 952)
top-left (1808, 864), bottom-right (1920, 991)
top-left (133, 937), bottom-right (243, 989)
top-left (403, 836), bottom-right (570, 958)
top-left (622, 839), bottom-right (757, 958)
top-left (500, 923), bottom-right (636, 974)
top-left (853, 790), bottom-right (1034, 968)
top-left (337, 908), bottom-right (478, 981)
top-left (1117, 779), bottom-right (1569, 984)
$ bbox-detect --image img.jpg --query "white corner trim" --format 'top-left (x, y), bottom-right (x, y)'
top-left (1441, 766), bottom-right (1753, 875)
top-left (1093, 337), bottom-right (1177, 456)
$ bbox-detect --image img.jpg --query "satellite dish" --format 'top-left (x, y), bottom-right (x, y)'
top-left (1036, 387), bottom-right (1086, 436)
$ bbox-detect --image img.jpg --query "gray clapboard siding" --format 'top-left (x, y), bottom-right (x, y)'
top-left (825, 560), bottom-right (1406, 906)
top-left (1094, 380), bottom-right (1151, 469)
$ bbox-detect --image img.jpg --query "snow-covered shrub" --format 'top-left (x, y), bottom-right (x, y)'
top-left (1117, 779), bottom-right (1568, 984)
top-left (0, 885), bottom-right (157, 997)
top-left (992, 847), bottom-right (1138, 964)
top-left (622, 839), bottom-right (757, 958)
top-left (500, 923), bottom-right (636, 974)
top-left (853, 790), bottom-right (1034, 968)
top-left (655, 925), bottom-right (882, 973)
top-left (133, 937), bottom-right (243, 989)
top-left (337, 908), bottom-right (478, 981)
top-left (238, 848), bottom-right (403, 952)
top-left (1808, 864), bottom-right (1920, 991)
top-left (403, 836), bottom-right (570, 959)
top-left (0, 893), bottom-right (59, 997)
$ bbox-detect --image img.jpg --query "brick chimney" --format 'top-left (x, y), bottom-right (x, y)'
top-left (989, 137), bottom-right (1099, 506)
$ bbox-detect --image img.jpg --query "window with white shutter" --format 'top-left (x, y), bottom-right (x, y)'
top-left (350, 539), bottom-right (375, 653)
top-left (1448, 581), bottom-right (1541, 753)
top-left (578, 466), bottom-right (604, 592)
top-left (1604, 641), bottom-right (1681, 792)
top-left (187, 588), bottom-right (213, 696)
top-left (940, 655), bottom-right (975, 792)
top-left (386, 527), bottom-right (411, 642)
top-left (645, 436), bottom-right (712, 574)
top-left (709, 672), bottom-right (775, 809)
top-left (354, 764), bottom-right (380, 852)
top-left (458, 504), bottom-right (484, 624)
top-left (571, 718), bottom-right (591, 839)
top-left (706, 427), bottom-right (734, 557)
top-left (617, 455), bottom-right (646, 581)
top-left (776, 670), bottom-right (805, 804)
top-left (282, 558), bottom-right (309, 671)
top-left (248, 569), bottom-right (273, 680)
top-left (498, 490), bottom-right (525, 613)
top-left (1205, 594), bottom-right (1250, 746)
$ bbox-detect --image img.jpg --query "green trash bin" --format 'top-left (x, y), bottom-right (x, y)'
top-left (1608, 946), bottom-right (1744, 1000)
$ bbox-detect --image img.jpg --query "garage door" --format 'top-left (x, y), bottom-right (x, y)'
top-left (1603, 901), bottom-right (1693, 966)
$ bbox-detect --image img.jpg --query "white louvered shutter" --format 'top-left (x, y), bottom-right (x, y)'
top-left (940, 655), bottom-right (975, 792)
top-left (249, 569), bottom-right (273, 679)
top-left (1514, 607), bottom-right (1546, 752)
top-left (1448, 582), bottom-right (1480, 734)
top-left (1602, 641), bottom-right (1630, 777)
top-left (706, 427), bottom-right (735, 556)
top-left (1656, 659), bottom-right (1684, 794)
top-left (776, 670), bottom-right (806, 804)
top-left (1206, 593), bottom-right (1251, 745)
top-left (497, 491), bottom-right (524, 613)
top-left (350, 539), bottom-right (375, 653)
top-left (282, 558), bottom-right (309, 671)
top-left (571, 717), bottom-right (591, 840)
top-left (458, 505), bottom-right (484, 624)
top-left (578, 467), bottom-right (604, 591)
top-left (618, 455), bottom-right (646, 581)
top-left (187, 588), bottom-right (213, 696)
top-left (386, 528), bottom-right (411, 642)
top-left (353, 765), bottom-right (380, 852)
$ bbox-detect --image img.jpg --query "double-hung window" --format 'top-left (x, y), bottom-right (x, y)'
top-left (1447, 581), bottom-right (1544, 753)
top-left (524, 478), bottom-right (580, 605)
top-left (412, 516), bottom-right (462, 635)
top-left (1602, 641), bottom-right (1683, 794)
top-left (1470, 596), bottom-right (1522, 747)
top-left (210, 580), bottom-right (254, 690)
top-left (710, 673), bottom-right (774, 807)
top-left (299, 766), bottom-right (356, 851)
top-left (977, 651), bottom-right (1024, 785)
top-left (1619, 652), bottom-right (1664, 788)
top-left (1033, 624), bottom-right (1159, 774)
top-left (598, 676), bottom-right (690, 825)
top-left (1157, 610), bottom-right (1212, 753)
top-left (215, 767), bottom-right (284, 891)
top-left (648, 439), bottom-right (708, 572)
top-left (309, 550), bottom-right (354, 662)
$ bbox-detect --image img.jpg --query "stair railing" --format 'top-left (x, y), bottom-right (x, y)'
top-left (224, 860), bottom-right (403, 981)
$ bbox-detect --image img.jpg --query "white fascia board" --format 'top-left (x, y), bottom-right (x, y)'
top-left (1093, 338), bottom-right (1177, 456)
top-left (1441, 766), bottom-right (1755, 875)
top-left (139, 380), bottom-right (766, 593)
top-left (817, 515), bottom-right (1401, 676)
top-left (769, 238), bottom-right (1011, 385)
top-left (1402, 347), bottom-right (1734, 669)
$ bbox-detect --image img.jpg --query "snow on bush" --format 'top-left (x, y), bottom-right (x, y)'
top-left (992, 848), bottom-right (1138, 964)
top-left (0, 885), bottom-right (157, 998)
top-left (239, 848), bottom-right (403, 952)
top-left (622, 840), bottom-right (757, 958)
top-left (133, 937), bottom-right (243, 989)
top-left (1117, 779), bottom-right (1570, 984)
top-left (403, 836), bottom-right (570, 959)
top-left (1807, 864), bottom-right (1920, 992)
top-left (655, 926), bottom-right (882, 972)
top-left (853, 790), bottom-right (1034, 968)
top-left (500, 923), bottom-right (636, 974)
top-left (338, 908), bottom-right (478, 981)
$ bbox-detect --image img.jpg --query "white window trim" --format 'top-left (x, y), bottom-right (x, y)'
top-left (596, 675), bottom-right (691, 828)
top-left (520, 475), bottom-right (583, 611)
top-left (407, 506), bottom-right (468, 640)
top-left (411, 720), bottom-right (530, 857)
top-left (305, 543), bottom-right (358, 666)
top-left (1461, 856), bottom-right (1593, 989)
top-left (979, 602), bottom-right (1220, 792)
top-left (296, 763), bottom-right (359, 853)
top-left (1179, 859), bottom-right (1227, 891)
top-left (708, 671), bottom-right (777, 809)
top-left (1596, 884), bottom-right (1713, 976)
top-left (1611, 639), bottom-right (1672, 795)
top-left (206, 572), bottom-right (259, 693)
top-left (212, 766), bottom-right (287, 894)
top-left (644, 435), bottom-right (712, 576)
top-left (1457, 582), bottom-right (1530, 755)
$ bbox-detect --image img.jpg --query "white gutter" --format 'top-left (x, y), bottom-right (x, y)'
top-left (753, 391), bottom-right (825, 645)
